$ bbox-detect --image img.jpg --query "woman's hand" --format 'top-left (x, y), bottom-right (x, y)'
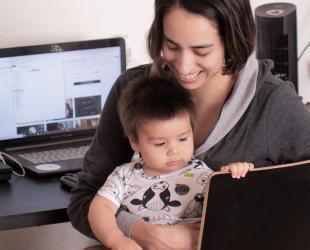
top-left (220, 162), bottom-right (254, 178)
top-left (130, 220), bottom-right (200, 250)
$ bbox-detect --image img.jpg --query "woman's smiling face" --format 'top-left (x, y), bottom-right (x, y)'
top-left (162, 7), bottom-right (226, 91)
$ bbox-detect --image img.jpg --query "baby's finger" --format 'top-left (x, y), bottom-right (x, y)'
top-left (249, 163), bottom-right (255, 171)
top-left (236, 162), bottom-right (245, 178)
top-left (220, 166), bottom-right (229, 172)
top-left (229, 164), bottom-right (239, 178)
top-left (241, 163), bottom-right (250, 177)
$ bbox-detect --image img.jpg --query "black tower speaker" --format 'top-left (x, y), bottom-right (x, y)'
top-left (255, 3), bottom-right (298, 91)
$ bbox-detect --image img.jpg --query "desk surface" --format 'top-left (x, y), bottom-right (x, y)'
top-left (0, 174), bottom-right (70, 230)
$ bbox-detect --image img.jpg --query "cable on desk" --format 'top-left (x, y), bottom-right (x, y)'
top-left (298, 41), bottom-right (310, 61)
top-left (0, 151), bottom-right (26, 177)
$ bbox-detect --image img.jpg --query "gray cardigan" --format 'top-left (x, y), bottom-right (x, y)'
top-left (68, 55), bottom-right (310, 238)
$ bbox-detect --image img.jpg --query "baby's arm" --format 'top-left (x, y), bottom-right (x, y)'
top-left (88, 195), bottom-right (142, 250)
top-left (220, 162), bottom-right (254, 178)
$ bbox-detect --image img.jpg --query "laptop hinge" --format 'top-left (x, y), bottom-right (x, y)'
top-left (4, 137), bottom-right (92, 152)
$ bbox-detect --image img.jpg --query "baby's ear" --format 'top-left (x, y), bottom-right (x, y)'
top-left (128, 135), bottom-right (139, 152)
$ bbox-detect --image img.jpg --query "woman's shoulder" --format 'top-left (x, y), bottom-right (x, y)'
top-left (251, 59), bottom-right (306, 124)
top-left (117, 64), bottom-right (152, 86)
top-left (125, 63), bottom-right (152, 75)
top-left (256, 59), bottom-right (297, 99)
top-left (110, 63), bottom-right (152, 98)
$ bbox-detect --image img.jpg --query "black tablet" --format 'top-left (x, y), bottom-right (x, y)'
top-left (198, 160), bottom-right (310, 250)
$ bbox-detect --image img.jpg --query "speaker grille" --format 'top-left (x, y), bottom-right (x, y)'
top-left (255, 3), bottom-right (298, 91)
top-left (257, 32), bottom-right (290, 81)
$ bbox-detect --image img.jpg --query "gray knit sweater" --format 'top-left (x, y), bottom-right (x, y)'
top-left (68, 55), bottom-right (310, 238)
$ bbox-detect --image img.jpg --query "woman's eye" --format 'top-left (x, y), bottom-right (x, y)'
top-left (195, 50), bottom-right (208, 56)
top-left (168, 46), bottom-right (178, 51)
top-left (166, 42), bottom-right (179, 51)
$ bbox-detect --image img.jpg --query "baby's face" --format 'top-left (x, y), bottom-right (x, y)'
top-left (131, 113), bottom-right (194, 176)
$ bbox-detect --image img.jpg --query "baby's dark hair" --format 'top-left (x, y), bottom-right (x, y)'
top-left (118, 74), bottom-right (195, 142)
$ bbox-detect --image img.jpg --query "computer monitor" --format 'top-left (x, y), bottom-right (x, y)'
top-left (0, 38), bottom-right (126, 148)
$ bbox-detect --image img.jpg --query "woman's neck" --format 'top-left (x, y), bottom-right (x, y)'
top-left (191, 74), bottom-right (236, 148)
top-left (192, 74), bottom-right (234, 108)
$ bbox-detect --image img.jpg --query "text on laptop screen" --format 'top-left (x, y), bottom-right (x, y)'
top-left (0, 39), bottom-right (125, 142)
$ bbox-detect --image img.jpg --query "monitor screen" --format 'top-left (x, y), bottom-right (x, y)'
top-left (0, 38), bottom-right (126, 145)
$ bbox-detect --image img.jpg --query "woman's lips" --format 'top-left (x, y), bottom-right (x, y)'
top-left (177, 71), bottom-right (201, 83)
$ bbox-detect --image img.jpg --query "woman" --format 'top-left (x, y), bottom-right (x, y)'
top-left (68, 0), bottom-right (310, 249)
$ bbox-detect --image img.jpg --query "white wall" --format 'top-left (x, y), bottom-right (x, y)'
top-left (0, 0), bottom-right (309, 249)
top-left (0, 0), bottom-right (154, 68)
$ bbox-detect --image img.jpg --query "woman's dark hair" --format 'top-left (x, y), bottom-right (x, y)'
top-left (147, 0), bottom-right (256, 76)
top-left (118, 74), bottom-right (196, 142)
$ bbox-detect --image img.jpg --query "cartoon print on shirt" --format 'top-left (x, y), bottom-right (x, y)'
top-left (143, 214), bottom-right (172, 224)
top-left (111, 170), bottom-right (120, 177)
top-left (140, 173), bottom-right (161, 180)
top-left (197, 172), bottom-right (209, 186)
top-left (133, 162), bottom-right (160, 180)
top-left (123, 184), bottom-right (142, 200)
top-left (134, 162), bottom-right (143, 170)
top-left (193, 160), bottom-right (204, 168)
top-left (188, 158), bottom-right (204, 169)
top-left (182, 193), bottom-right (204, 218)
top-left (130, 181), bottom-right (181, 211)
top-left (174, 184), bottom-right (190, 195)
top-left (99, 180), bottom-right (120, 197)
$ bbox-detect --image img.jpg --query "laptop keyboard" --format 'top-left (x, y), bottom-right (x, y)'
top-left (18, 145), bottom-right (90, 164)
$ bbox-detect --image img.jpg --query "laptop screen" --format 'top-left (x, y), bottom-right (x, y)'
top-left (0, 38), bottom-right (126, 147)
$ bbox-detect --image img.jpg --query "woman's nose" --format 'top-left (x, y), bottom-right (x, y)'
top-left (175, 52), bottom-right (194, 75)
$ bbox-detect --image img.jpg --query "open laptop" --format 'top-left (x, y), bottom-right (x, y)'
top-left (0, 38), bottom-right (126, 176)
top-left (197, 160), bottom-right (310, 250)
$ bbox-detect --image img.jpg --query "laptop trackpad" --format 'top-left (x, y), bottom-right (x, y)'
top-left (35, 163), bottom-right (61, 171)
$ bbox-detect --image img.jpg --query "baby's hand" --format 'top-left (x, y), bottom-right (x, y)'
top-left (111, 236), bottom-right (142, 250)
top-left (220, 162), bottom-right (254, 179)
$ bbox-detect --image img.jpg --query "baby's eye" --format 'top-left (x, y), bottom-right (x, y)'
top-left (154, 142), bottom-right (165, 147)
top-left (179, 137), bottom-right (188, 142)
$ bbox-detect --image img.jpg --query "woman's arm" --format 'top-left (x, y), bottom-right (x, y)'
top-left (267, 82), bottom-right (310, 163)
